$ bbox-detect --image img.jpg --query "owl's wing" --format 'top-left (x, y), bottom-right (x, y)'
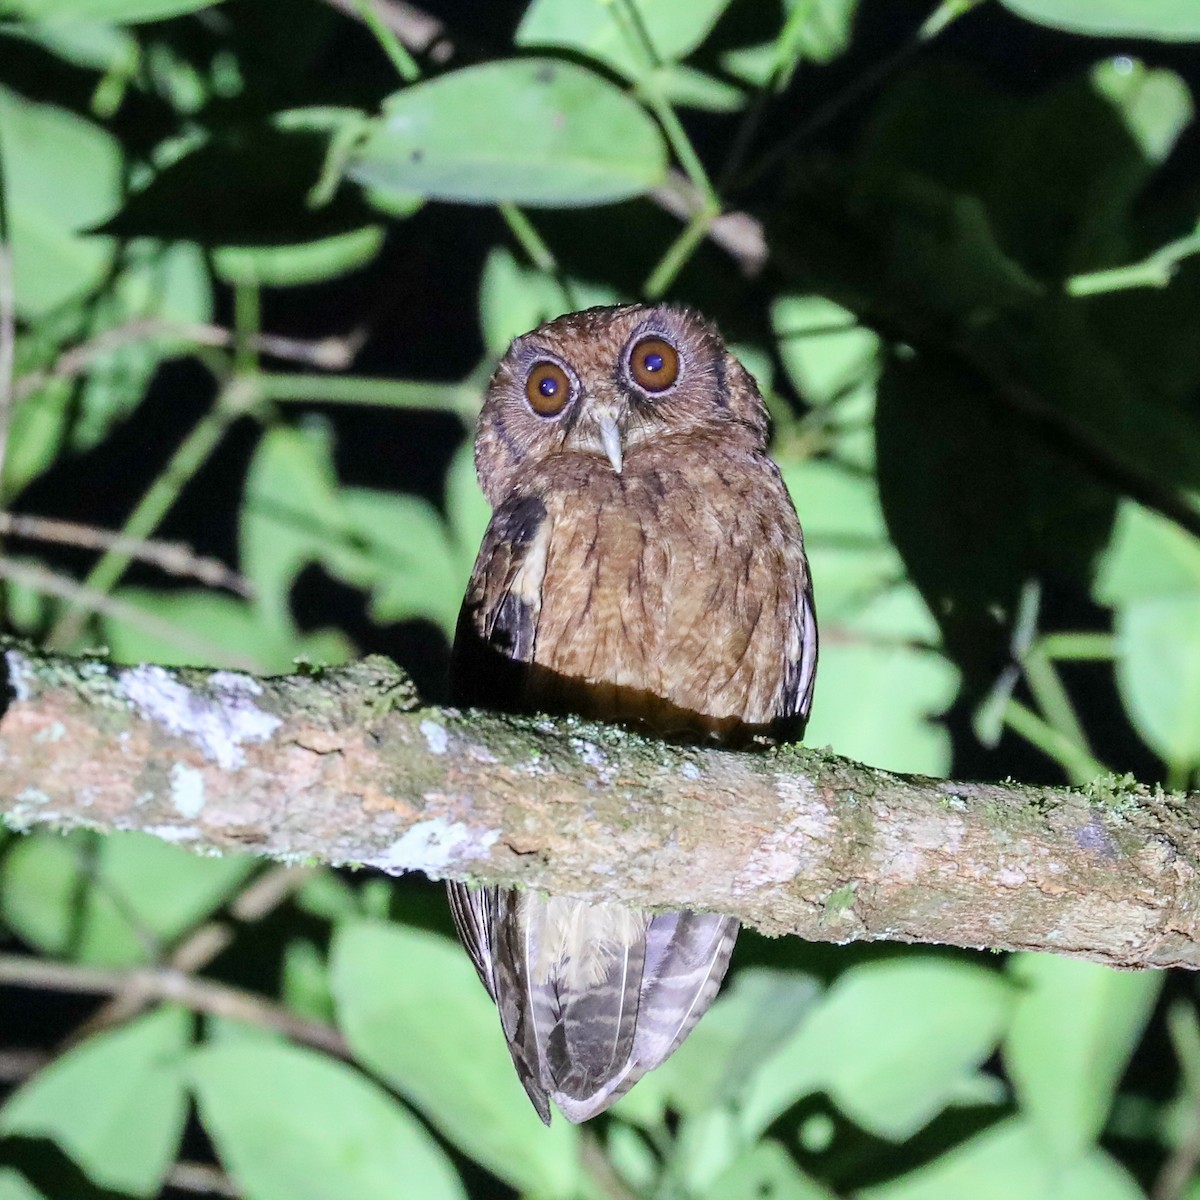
top-left (447, 492), bottom-right (558, 1118)
top-left (779, 568), bottom-right (819, 730)
top-left (450, 493), bottom-right (549, 709)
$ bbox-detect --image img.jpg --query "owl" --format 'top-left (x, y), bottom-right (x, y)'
top-left (448, 304), bottom-right (817, 1123)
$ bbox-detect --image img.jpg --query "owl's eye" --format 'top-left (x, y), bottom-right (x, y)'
top-left (628, 336), bottom-right (680, 392)
top-left (525, 361), bottom-right (571, 416)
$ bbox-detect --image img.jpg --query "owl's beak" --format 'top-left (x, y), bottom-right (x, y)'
top-left (596, 411), bottom-right (623, 474)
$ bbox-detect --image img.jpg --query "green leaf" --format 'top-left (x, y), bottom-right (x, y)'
top-left (2, 0), bottom-right (224, 21)
top-left (212, 226), bottom-right (386, 288)
top-left (656, 969), bottom-right (821, 1116)
top-left (517, 0), bottom-right (732, 78)
top-left (1004, 954), bottom-right (1163, 1160)
top-left (784, 458), bottom-right (957, 774)
top-left (703, 1141), bottom-right (837, 1200)
top-left (1116, 594), bottom-right (1200, 770)
top-left (741, 959), bottom-right (1012, 1140)
top-left (860, 1117), bottom-right (1145, 1200)
top-left (0, 831), bottom-right (254, 964)
top-left (1095, 501), bottom-right (1200, 606)
top-left (350, 60), bottom-right (667, 207)
top-left (330, 920), bottom-right (579, 1197)
top-left (0, 1170), bottom-right (45, 1200)
top-left (0, 1007), bottom-right (189, 1197)
top-left (102, 587), bottom-right (354, 673)
top-left (190, 1040), bottom-right (465, 1200)
top-left (339, 489), bottom-right (465, 637)
top-left (446, 440), bottom-right (492, 563)
top-left (1000, 0), bottom-right (1200, 39)
top-left (0, 85), bottom-right (120, 318)
top-left (240, 421), bottom-right (355, 637)
top-left (772, 294), bottom-right (880, 409)
top-left (478, 245), bottom-right (569, 356)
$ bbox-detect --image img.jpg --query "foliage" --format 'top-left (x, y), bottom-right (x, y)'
top-left (0, 0), bottom-right (1198, 1198)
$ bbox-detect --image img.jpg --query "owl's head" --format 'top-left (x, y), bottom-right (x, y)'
top-left (474, 304), bottom-right (769, 505)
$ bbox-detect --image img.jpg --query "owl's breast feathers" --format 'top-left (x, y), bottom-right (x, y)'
top-left (453, 431), bottom-right (816, 740)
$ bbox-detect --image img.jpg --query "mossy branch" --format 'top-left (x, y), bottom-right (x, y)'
top-left (1, 640), bottom-right (1195, 969)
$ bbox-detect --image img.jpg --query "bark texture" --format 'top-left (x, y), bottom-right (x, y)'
top-left (0, 640), bottom-right (1196, 969)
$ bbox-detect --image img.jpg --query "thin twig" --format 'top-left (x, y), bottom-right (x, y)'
top-left (167, 1162), bottom-right (242, 1199)
top-left (1153, 1001), bottom-right (1200, 1200)
top-left (650, 171), bottom-right (767, 276)
top-left (65, 866), bottom-right (313, 1046)
top-left (0, 512), bottom-right (251, 596)
top-left (322, 0), bottom-right (448, 56)
top-left (0, 557), bottom-right (262, 670)
top-left (0, 953), bottom-right (349, 1059)
top-left (45, 377), bottom-right (258, 651)
top-left (13, 319), bottom-right (365, 404)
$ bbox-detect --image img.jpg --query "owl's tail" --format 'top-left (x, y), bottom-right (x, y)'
top-left (448, 883), bottom-right (738, 1123)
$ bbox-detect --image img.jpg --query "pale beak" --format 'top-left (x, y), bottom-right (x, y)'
top-left (597, 411), bottom-right (623, 474)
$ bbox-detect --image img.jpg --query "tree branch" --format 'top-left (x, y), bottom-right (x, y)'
top-left (0, 639), bottom-right (1195, 969)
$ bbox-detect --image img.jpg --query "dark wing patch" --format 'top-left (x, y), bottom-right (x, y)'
top-left (450, 494), bottom-right (549, 708)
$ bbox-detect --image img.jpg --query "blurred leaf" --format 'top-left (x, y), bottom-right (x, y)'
top-left (339, 488), bottom-right (465, 637)
top-left (212, 225), bottom-right (385, 287)
top-left (241, 420), bottom-right (355, 636)
top-left (703, 1140), bottom-right (836, 1200)
top-left (1116, 595), bottom-right (1200, 770)
top-left (478, 245), bottom-right (569, 356)
top-left (784, 458), bottom-right (957, 773)
top-left (102, 587), bottom-right (354, 673)
top-left (2, 0), bottom-right (224, 20)
top-left (654, 64), bottom-right (745, 112)
top-left (741, 959), bottom-right (1012, 1140)
top-left (8, 239), bottom-right (212, 498)
top-left (295, 870), bottom-right (359, 921)
top-left (0, 1007), bottom-right (189, 1197)
top-left (330, 920), bottom-right (579, 1198)
top-left (859, 1117), bottom-right (1145, 1200)
top-left (2, 19), bottom-right (135, 70)
top-left (805, 632), bottom-right (957, 774)
top-left (350, 60), bottom-right (667, 207)
top-left (0, 85), bottom-right (119, 318)
top-left (1000, 0), bottom-right (1200, 39)
top-left (657, 969), bottom-right (822, 1116)
top-left (1095, 501), bottom-right (1200, 606)
top-left (190, 1040), bottom-right (465, 1200)
top-left (282, 938), bottom-right (335, 1023)
top-left (0, 1170), bottom-right (44, 1200)
top-left (516, 0), bottom-right (732, 78)
top-left (0, 831), bottom-right (254, 964)
top-left (1004, 953), bottom-right (1163, 1161)
top-left (445, 440), bottom-right (492, 562)
top-left (773, 294), bottom-right (880, 409)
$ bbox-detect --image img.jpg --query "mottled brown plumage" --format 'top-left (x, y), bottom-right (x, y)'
top-left (449, 304), bottom-right (816, 1123)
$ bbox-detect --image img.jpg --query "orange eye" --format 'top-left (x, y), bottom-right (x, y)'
top-left (629, 336), bottom-right (680, 392)
top-left (525, 361), bottom-right (571, 416)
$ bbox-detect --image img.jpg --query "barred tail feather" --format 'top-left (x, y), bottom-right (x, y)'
top-left (448, 884), bottom-right (739, 1124)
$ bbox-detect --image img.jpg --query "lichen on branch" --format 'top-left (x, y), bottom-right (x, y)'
top-left (1, 638), bottom-right (1196, 969)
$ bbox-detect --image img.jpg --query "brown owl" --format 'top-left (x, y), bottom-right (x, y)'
top-left (448, 304), bottom-right (817, 1123)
